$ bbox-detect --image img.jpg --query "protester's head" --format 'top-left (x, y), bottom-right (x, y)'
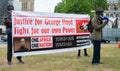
top-left (95, 10), bottom-right (103, 15)
top-left (95, 8), bottom-right (104, 21)
top-left (7, 5), bottom-right (14, 14)
top-left (20, 38), bottom-right (25, 46)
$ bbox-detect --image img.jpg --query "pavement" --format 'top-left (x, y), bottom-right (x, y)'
top-left (0, 39), bottom-right (7, 47)
top-left (110, 41), bottom-right (118, 44)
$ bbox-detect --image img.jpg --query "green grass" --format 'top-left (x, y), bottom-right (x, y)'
top-left (0, 44), bottom-right (120, 71)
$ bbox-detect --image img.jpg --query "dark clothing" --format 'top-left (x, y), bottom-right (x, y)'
top-left (92, 40), bottom-right (101, 64)
top-left (4, 12), bottom-right (22, 62)
top-left (91, 15), bottom-right (107, 64)
top-left (7, 32), bottom-right (21, 62)
top-left (17, 46), bottom-right (29, 52)
top-left (78, 49), bottom-right (88, 56)
top-left (4, 13), bottom-right (12, 34)
top-left (7, 33), bottom-right (12, 62)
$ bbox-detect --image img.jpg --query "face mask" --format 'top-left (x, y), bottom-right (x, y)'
top-left (8, 10), bottom-right (13, 15)
top-left (98, 15), bottom-right (103, 19)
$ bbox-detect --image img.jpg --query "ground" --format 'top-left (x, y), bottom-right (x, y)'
top-left (0, 44), bottom-right (120, 71)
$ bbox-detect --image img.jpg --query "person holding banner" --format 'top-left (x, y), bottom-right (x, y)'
top-left (3, 5), bottom-right (24, 65)
top-left (91, 8), bottom-right (108, 65)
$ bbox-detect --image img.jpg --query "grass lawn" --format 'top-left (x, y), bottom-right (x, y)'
top-left (0, 44), bottom-right (120, 71)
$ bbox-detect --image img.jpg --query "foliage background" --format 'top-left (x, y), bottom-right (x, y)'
top-left (54, 0), bottom-right (108, 17)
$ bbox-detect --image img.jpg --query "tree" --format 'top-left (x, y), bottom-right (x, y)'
top-left (91, 0), bottom-right (108, 10)
top-left (118, 0), bottom-right (120, 10)
top-left (54, 0), bottom-right (108, 13)
top-left (54, 0), bottom-right (93, 15)
top-left (54, 0), bottom-right (65, 13)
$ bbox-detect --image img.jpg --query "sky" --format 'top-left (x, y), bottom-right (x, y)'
top-left (34, 0), bottom-right (61, 13)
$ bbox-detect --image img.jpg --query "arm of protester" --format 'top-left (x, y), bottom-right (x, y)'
top-left (4, 18), bottom-right (12, 25)
top-left (92, 18), bottom-right (108, 30)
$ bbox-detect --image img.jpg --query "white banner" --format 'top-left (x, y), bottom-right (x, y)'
top-left (12, 11), bottom-right (91, 57)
